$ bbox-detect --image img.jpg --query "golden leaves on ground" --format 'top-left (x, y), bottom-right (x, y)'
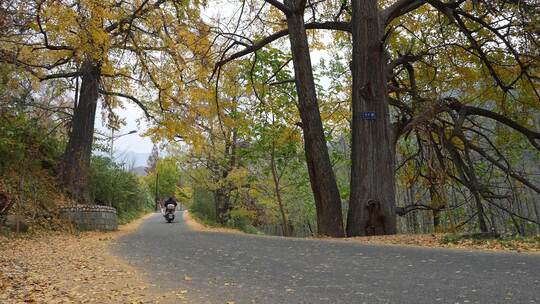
top-left (0, 214), bottom-right (178, 303)
top-left (347, 234), bottom-right (540, 252)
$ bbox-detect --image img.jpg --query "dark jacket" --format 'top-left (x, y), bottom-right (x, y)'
top-left (164, 197), bottom-right (178, 208)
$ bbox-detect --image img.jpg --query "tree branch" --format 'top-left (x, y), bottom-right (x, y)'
top-left (99, 89), bottom-right (153, 120)
top-left (382, 0), bottom-right (428, 26)
top-left (213, 21), bottom-right (351, 77)
top-left (446, 98), bottom-right (540, 150)
top-left (264, 0), bottom-right (291, 15)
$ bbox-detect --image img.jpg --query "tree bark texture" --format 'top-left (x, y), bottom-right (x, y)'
top-left (425, 136), bottom-right (447, 232)
top-left (347, 0), bottom-right (397, 236)
top-left (215, 188), bottom-right (232, 224)
top-left (285, 4), bottom-right (345, 237)
top-left (60, 60), bottom-right (101, 204)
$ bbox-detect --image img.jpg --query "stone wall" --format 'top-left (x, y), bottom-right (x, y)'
top-left (60, 205), bottom-right (118, 231)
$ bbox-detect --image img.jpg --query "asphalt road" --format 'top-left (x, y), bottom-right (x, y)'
top-left (113, 212), bottom-right (540, 304)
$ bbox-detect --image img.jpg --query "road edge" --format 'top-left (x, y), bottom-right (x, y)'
top-left (182, 210), bottom-right (244, 234)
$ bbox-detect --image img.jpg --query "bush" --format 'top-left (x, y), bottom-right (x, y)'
top-left (188, 188), bottom-right (262, 234)
top-left (0, 111), bottom-right (65, 226)
top-left (240, 224), bottom-right (263, 235)
top-left (228, 208), bottom-right (255, 230)
top-left (0, 112), bottom-right (64, 175)
top-left (90, 156), bottom-right (153, 223)
top-left (189, 187), bottom-right (215, 222)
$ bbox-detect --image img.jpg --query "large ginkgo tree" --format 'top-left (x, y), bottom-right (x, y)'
top-left (0, 0), bottom-right (210, 203)
top-left (214, 0), bottom-right (540, 236)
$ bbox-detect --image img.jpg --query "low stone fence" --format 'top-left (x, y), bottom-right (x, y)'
top-left (60, 205), bottom-right (118, 231)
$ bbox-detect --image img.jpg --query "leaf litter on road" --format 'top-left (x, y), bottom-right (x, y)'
top-left (0, 214), bottom-right (181, 303)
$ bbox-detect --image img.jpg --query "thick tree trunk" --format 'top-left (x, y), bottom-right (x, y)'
top-left (215, 130), bottom-right (238, 224)
top-left (60, 60), bottom-right (101, 204)
top-left (215, 188), bottom-right (231, 224)
top-left (286, 8), bottom-right (344, 237)
top-left (347, 0), bottom-right (397, 236)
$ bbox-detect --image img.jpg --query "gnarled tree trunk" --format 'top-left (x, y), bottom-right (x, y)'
top-left (426, 142), bottom-right (447, 232)
top-left (60, 60), bottom-right (101, 204)
top-left (347, 0), bottom-right (396, 236)
top-left (285, 3), bottom-right (344, 237)
top-left (215, 187), bottom-right (232, 224)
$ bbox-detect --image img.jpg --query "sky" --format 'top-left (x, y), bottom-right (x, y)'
top-left (94, 102), bottom-right (154, 165)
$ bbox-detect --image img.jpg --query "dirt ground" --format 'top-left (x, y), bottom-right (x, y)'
top-left (0, 213), bottom-right (181, 303)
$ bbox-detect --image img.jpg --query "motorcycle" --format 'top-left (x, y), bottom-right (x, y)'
top-left (163, 203), bottom-right (176, 223)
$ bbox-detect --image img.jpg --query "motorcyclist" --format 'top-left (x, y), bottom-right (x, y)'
top-left (163, 195), bottom-right (178, 209)
top-left (162, 194), bottom-right (178, 223)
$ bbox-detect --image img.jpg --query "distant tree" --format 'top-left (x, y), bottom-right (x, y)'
top-left (146, 145), bottom-right (160, 174)
top-left (144, 157), bottom-right (181, 201)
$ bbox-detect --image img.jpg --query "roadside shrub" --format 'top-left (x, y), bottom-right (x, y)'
top-left (241, 224), bottom-right (263, 235)
top-left (228, 208), bottom-right (255, 230)
top-left (0, 112), bottom-right (64, 175)
top-left (189, 186), bottom-right (215, 222)
top-left (0, 110), bottom-right (65, 228)
top-left (90, 156), bottom-right (153, 223)
top-left (189, 188), bottom-right (262, 234)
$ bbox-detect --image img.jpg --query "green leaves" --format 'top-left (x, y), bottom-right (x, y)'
top-left (143, 157), bottom-right (181, 202)
top-left (90, 156), bottom-right (153, 217)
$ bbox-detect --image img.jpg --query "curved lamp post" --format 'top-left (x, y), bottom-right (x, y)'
top-left (108, 129), bottom-right (137, 160)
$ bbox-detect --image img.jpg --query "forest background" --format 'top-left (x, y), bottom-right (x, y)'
top-left (0, 0), bottom-right (539, 241)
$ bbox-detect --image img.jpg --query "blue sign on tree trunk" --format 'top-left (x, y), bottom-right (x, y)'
top-left (361, 111), bottom-right (376, 120)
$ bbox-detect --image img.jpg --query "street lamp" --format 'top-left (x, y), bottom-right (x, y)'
top-left (109, 129), bottom-right (137, 160)
top-left (105, 129), bottom-right (136, 208)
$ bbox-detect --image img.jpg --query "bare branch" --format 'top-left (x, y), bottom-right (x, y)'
top-left (382, 0), bottom-right (428, 26)
top-left (99, 89), bottom-right (153, 120)
top-left (213, 21), bottom-right (351, 77)
top-left (446, 98), bottom-right (540, 150)
top-left (40, 71), bottom-right (80, 81)
top-left (264, 0), bottom-right (291, 15)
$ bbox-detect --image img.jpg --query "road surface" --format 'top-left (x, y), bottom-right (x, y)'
top-left (113, 212), bottom-right (540, 304)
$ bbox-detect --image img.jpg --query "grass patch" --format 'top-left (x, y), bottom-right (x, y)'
top-left (189, 210), bottom-right (220, 227)
top-left (189, 210), bottom-right (263, 235)
top-left (240, 224), bottom-right (263, 235)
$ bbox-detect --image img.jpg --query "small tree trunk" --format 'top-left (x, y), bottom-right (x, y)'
top-left (285, 8), bottom-right (344, 237)
top-left (60, 60), bottom-right (101, 204)
top-left (347, 0), bottom-right (396, 236)
top-left (472, 190), bottom-right (488, 233)
top-left (271, 139), bottom-right (290, 236)
top-left (426, 140), bottom-right (447, 232)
